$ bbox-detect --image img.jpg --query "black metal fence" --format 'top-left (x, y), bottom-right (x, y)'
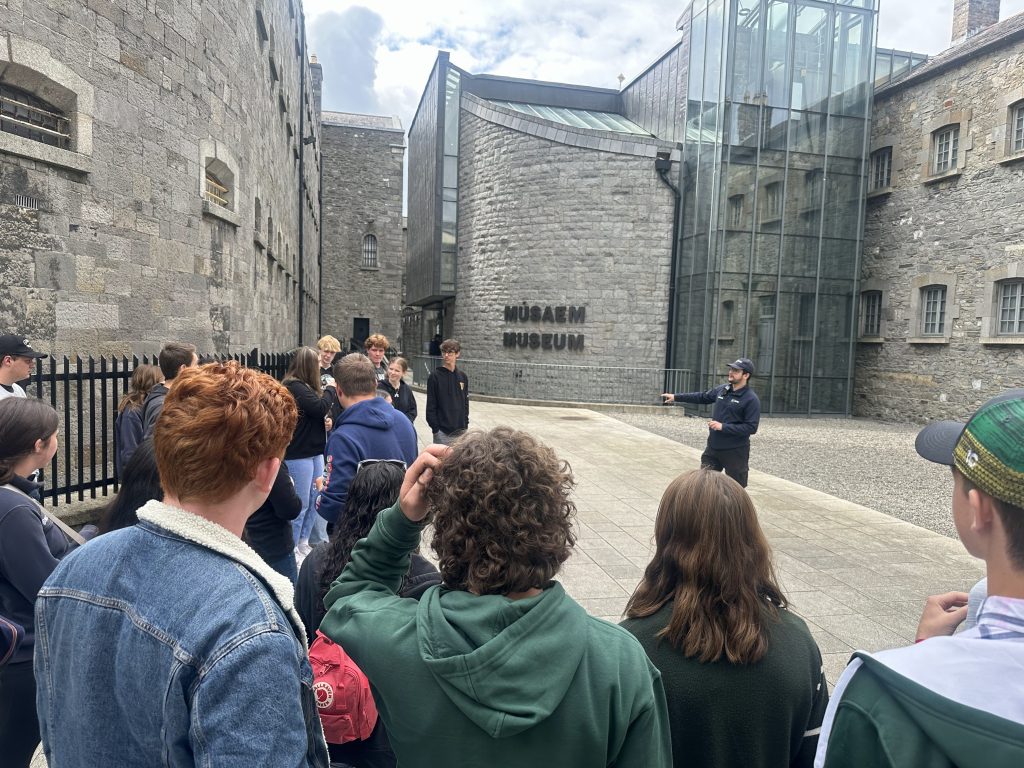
top-left (27, 350), bottom-right (290, 508)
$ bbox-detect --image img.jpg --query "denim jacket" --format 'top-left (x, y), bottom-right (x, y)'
top-left (34, 500), bottom-right (329, 767)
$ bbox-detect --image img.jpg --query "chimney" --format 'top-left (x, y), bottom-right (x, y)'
top-left (952, 0), bottom-right (1000, 44)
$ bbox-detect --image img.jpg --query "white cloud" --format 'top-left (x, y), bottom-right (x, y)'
top-left (304, 0), bottom-right (1024, 131)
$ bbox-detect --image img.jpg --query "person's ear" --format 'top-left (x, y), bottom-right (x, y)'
top-left (968, 488), bottom-right (996, 533)
top-left (33, 437), bottom-right (46, 454)
top-left (253, 456), bottom-right (280, 495)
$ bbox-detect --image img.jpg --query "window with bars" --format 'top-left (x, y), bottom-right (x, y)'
top-left (361, 234), bottom-right (378, 268)
top-left (204, 171), bottom-right (230, 208)
top-left (998, 280), bottom-right (1024, 334)
top-left (860, 290), bottom-right (882, 336)
top-left (1012, 103), bottom-right (1024, 155)
top-left (870, 147), bottom-right (892, 191)
top-left (763, 182), bottom-right (782, 220)
top-left (932, 125), bottom-right (959, 174)
top-left (0, 83), bottom-right (71, 149)
top-left (922, 285), bottom-right (946, 335)
top-left (727, 195), bottom-right (743, 227)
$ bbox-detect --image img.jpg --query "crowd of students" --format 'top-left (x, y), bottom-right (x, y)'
top-left (0, 333), bottom-right (1022, 767)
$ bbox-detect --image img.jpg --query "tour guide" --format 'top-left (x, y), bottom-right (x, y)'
top-left (662, 358), bottom-right (761, 488)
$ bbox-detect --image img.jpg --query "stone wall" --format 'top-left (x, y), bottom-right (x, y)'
top-left (0, 0), bottom-right (321, 357)
top-left (319, 116), bottom-right (405, 351)
top-left (453, 96), bottom-right (677, 373)
top-left (856, 31), bottom-right (1024, 421)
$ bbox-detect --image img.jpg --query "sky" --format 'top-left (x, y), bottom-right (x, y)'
top-left (305, 0), bottom-right (1024, 132)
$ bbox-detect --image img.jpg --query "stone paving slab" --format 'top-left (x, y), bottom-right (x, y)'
top-left (409, 394), bottom-right (984, 687)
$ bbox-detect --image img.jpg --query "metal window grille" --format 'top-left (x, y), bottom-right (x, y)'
top-left (728, 195), bottom-right (743, 227)
top-left (204, 172), bottom-right (229, 208)
top-left (922, 286), bottom-right (946, 335)
top-left (998, 281), bottom-right (1024, 334)
top-left (871, 148), bottom-right (892, 190)
top-left (362, 234), bottom-right (378, 267)
top-left (0, 84), bottom-right (71, 150)
top-left (861, 291), bottom-right (882, 336)
top-left (1013, 104), bottom-right (1024, 154)
top-left (933, 126), bottom-right (959, 173)
top-left (14, 194), bottom-right (41, 210)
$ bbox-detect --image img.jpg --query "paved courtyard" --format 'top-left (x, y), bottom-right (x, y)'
top-left (411, 394), bottom-right (984, 686)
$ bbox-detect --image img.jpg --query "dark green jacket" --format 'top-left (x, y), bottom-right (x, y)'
top-left (321, 503), bottom-right (672, 768)
top-left (622, 603), bottom-right (827, 768)
top-left (818, 650), bottom-right (1024, 767)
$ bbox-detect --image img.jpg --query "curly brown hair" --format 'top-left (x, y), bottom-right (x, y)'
top-left (425, 427), bottom-right (576, 595)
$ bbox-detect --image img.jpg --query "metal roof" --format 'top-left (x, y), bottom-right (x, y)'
top-left (489, 101), bottom-right (652, 136)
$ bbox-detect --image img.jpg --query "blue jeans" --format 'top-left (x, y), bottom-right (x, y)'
top-left (266, 551), bottom-right (298, 584)
top-left (286, 457), bottom-right (318, 546)
top-left (308, 454), bottom-right (328, 544)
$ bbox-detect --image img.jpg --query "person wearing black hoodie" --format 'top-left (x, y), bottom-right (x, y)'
top-left (140, 342), bottom-right (197, 440)
top-left (425, 339), bottom-right (468, 445)
top-left (244, 461), bottom-right (303, 582)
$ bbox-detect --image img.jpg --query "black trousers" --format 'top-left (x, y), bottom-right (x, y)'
top-left (0, 659), bottom-right (40, 768)
top-left (700, 443), bottom-right (750, 488)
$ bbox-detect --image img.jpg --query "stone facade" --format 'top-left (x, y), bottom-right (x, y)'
top-left (454, 95), bottom-right (677, 372)
top-left (0, 0), bottom-right (321, 357)
top-left (319, 112), bottom-right (405, 352)
top-left (856, 13), bottom-right (1024, 421)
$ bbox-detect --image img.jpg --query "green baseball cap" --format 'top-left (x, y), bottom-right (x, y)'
top-left (915, 389), bottom-right (1024, 508)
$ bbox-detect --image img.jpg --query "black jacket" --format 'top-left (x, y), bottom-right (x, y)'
top-left (0, 476), bottom-right (72, 664)
top-left (673, 383), bottom-right (761, 450)
top-left (140, 382), bottom-right (169, 439)
top-left (425, 366), bottom-right (469, 435)
top-left (380, 379), bottom-right (417, 423)
top-left (284, 379), bottom-right (331, 460)
top-left (243, 463), bottom-right (303, 562)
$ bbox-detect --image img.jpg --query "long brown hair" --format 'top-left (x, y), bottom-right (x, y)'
top-left (0, 398), bottom-right (59, 485)
top-left (282, 346), bottom-right (322, 394)
top-left (118, 364), bottom-right (163, 414)
top-left (624, 469), bottom-right (786, 664)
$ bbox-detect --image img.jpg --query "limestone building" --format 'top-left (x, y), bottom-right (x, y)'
top-left (320, 112), bottom-right (406, 351)
top-left (856, 1), bottom-right (1024, 420)
top-left (406, 0), bottom-right (879, 412)
top-left (0, 0), bottom-right (322, 356)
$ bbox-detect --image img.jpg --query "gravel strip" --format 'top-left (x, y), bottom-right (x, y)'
top-left (607, 409), bottom-right (958, 539)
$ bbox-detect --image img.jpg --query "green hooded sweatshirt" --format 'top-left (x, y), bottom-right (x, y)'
top-left (320, 502), bottom-right (672, 768)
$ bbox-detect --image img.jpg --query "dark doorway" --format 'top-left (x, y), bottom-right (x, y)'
top-left (352, 317), bottom-right (370, 351)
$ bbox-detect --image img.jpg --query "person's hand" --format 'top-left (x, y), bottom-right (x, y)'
top-left (399, 445), bottom-right (450, 523)
top-left (662, 393), bottom-right (675, 404)
top-left (708, 420), bottom-right (723, 431)
top-left (314, 476), bottom-right (324, 492)
top-left (324, 417), bottom-right (333, 432)
top-left (916, 591), bottom-right (969, 641)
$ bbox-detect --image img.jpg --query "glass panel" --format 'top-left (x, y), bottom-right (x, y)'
top-left (831, 9), bottom-right (871, 117)
top-left (788, 110), bottom-right (826, 156)
top-left (827, 115), bottom-right (866, 158)
top-left (725, 103), bottom-right (761, 147)
top-left (689, 10), bottom-right (708, 106)
top-left (1013, 105), bottom-right (1024, 153)
top-left (443, 156), bottom-right (458, 187)
top-left (791, 3), bottom-right (830, 111)
top-left (764, 1), bottom-right (791, 108)
top-left (704, 0), bottom-right (725, 104)
top-left (731, 0), bottom-right (764, 103)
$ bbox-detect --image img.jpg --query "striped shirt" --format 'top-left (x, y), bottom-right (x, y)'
top-left (966, 595), bottom-right (1024, 641)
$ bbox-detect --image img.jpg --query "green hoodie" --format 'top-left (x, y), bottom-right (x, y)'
top-left (321, 502), bottom-right (672, 767)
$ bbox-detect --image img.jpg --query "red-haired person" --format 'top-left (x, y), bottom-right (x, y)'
top-left (34, 361), bottom-right (329, 767)
top-left (364, 333), bottom-right (389, 385)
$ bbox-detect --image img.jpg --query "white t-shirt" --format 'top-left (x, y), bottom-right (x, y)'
top-left (0, 382), bottom-right (26, 400)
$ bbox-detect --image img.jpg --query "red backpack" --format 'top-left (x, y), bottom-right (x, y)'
top-left (309, 630), bottom-right (379, 744)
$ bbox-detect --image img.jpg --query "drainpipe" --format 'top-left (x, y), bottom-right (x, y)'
top-left (297, 23), bottom-right (307, 345)
top-left (655, 151), bottom-right (682, 378)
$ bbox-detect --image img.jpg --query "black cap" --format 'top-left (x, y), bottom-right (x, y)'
top-left (0, 335), bottom-right (47, 360)
top-left (726, 358), bottom-right (754, 375)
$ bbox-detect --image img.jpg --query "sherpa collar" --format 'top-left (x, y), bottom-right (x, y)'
top-left (136, 499), bottom-right (307, 647)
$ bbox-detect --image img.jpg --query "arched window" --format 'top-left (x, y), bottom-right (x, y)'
top-left (362, 234), bottom-right (378, 268)
top-left (0, 83), bottom-right (70, 149)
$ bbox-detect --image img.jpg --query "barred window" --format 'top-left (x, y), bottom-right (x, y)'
top-left (727, 195), bottom-right (743, 227)
top-left (0, 83), bottom-right (70, 149)
top-left (361, 234), bottom-right (378, 268)
top-left (204, 171), bottom-right (230, 208)
top-left (763, 182), bottom-right (782, 219)
top-left (860, 290), bottom-right (882, 336)
top-left (1012, 102), bottom-right (1024, 155)
top-left (922, 285), bottom-right (946, 335)
top-left (870, 147), bottom-right (892, 191)
top-left (998, 280), bottom-right (1024, 335)
top-left (932, 125), bottom-right (959, 174)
